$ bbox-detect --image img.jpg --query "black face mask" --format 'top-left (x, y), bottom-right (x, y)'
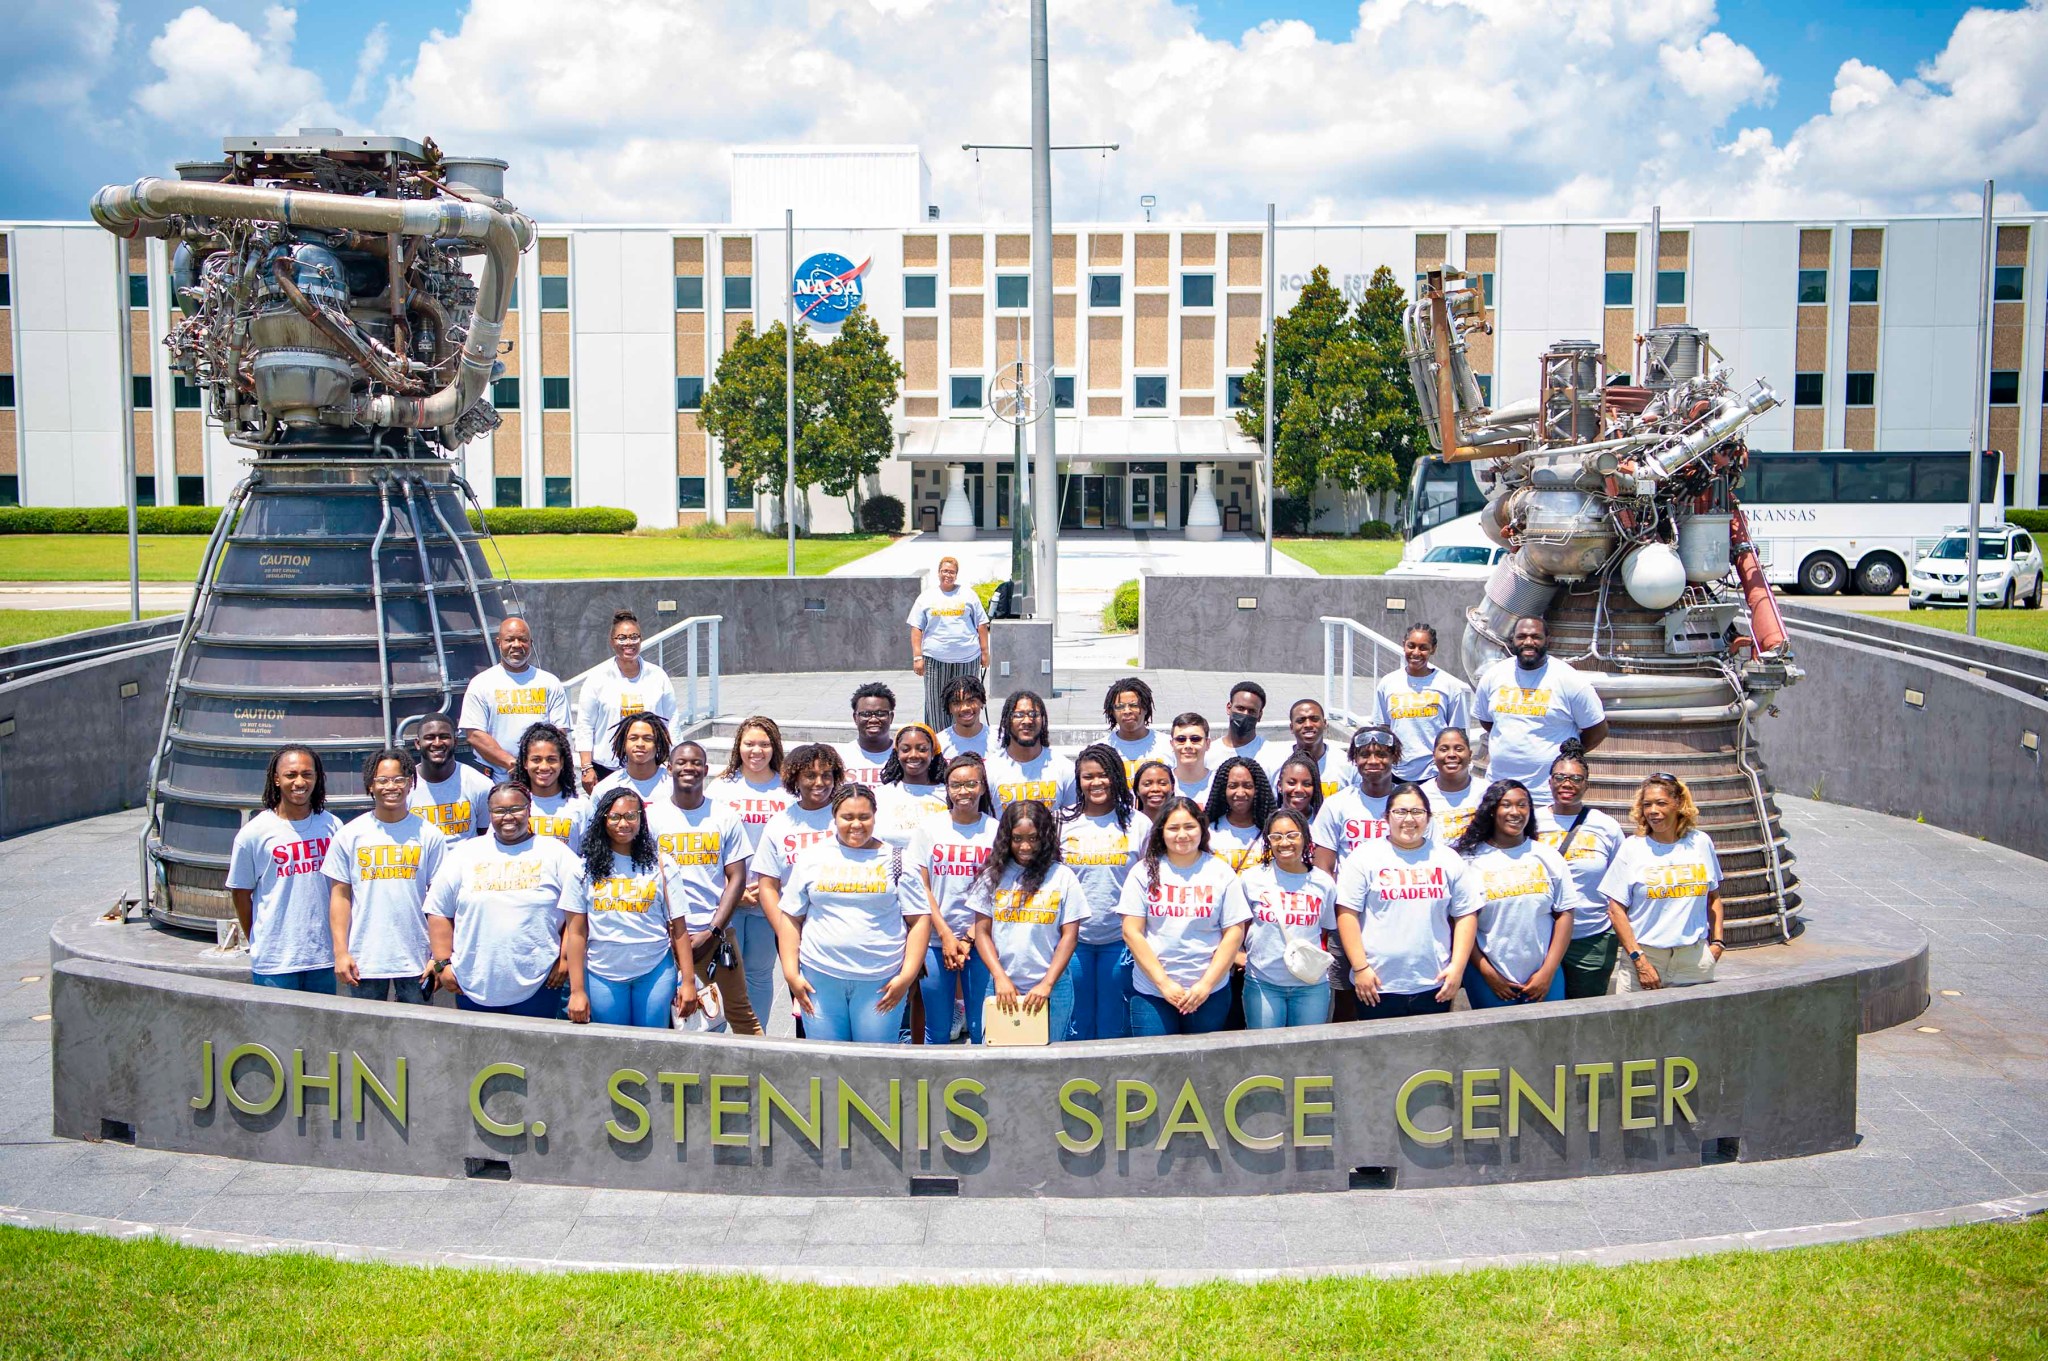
top-left (1228, 712), bottom-right (1258, 741)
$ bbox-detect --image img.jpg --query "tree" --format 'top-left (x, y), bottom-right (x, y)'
top-left (816, 305), bottom-right (905, 522)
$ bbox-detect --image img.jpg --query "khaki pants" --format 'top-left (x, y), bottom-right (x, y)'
top-left (695, 931), bottom-right (763, 1035)
top-left (1615, 939), bottom-right (1718, 993)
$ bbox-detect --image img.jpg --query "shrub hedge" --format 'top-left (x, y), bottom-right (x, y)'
top-left (0, 506), bottom-right (223, 534)
top-left (464, 507), bottom-right (637, 534)
top-left (2007, 508), bottom-right (2048, 534)
top-left (1108, 579), bottom-right (1140, 631)
top-left (1356, 519), bottom-right (1397, 539)
top-left (858, 495), bottom-right (906, 534)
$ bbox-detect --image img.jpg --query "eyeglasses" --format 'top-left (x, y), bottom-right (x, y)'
top-left (1171, 735), bottom-right (1206, 744)
top-left (1649, 771), bottom-right (1678, 783)
top-left (1389, 808), bottom-right (1430, 819)
top-left (367, 777), bottom-right (411, 789)
top-left (1551, 772), bottom-right (1588, 784)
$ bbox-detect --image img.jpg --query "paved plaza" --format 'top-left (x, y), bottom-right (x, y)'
top-left (3, 789), bottom-right (2046, 1281)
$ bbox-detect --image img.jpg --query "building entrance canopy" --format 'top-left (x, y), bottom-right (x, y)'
top-left (896, 417), bottom-right (1261, 463)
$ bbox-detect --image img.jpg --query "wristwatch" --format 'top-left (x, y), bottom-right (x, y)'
top-left (1709, 939), bottom-right (1725, 949)
top-left (1627, 949), bottom-right (1644, 962)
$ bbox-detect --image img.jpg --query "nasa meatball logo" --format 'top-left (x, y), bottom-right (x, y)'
top-left (792, 252), bottom-right (872, 325)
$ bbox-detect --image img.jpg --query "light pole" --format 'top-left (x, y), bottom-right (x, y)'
top-left (1966, 180), bottom-right (1994, 637)
top-left (1029, 0), bottom-right (1058, 633)
top-left (785, 207), bottom-right (796, 578)
top-left (1263, 202), bottom-right (1276, 575)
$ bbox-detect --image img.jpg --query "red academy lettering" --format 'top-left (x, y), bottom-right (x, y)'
top-left (1374, 865), bottom-right (1450, 901)
top-left (269, 838), bottom-right (331, 876)
top-left (1252, 888), bottom-right (1327, 929)
top-left (1150, 883), bottom-right (1217, 919)
top-left (729, 799), bottom-right (781, 826)
top-left (1344, 818), bottom-right (1390, 843)
top-left (927, 843), bottom-right (990, 877)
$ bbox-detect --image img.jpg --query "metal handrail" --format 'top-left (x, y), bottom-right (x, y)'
top-left (1786, 614), bottom-right (2048, 700)
top-left (565, 613), bottom-right (725, 733)
top-left (1320, 615), bottom-right (1407, 728)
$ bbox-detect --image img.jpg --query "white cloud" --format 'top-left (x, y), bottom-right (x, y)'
top-left (135, 5), bottom-right (344, 134)
top-left (4, 0), bottom-right (118, 117)
top-left (348, 23), bottom-right (391, 110)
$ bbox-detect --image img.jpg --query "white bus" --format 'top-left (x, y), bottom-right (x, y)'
top-left (1403, 449), bottom-right (2003, 596)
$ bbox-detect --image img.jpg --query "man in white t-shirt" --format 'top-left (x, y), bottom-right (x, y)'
top-left (409, 712), bottom-right (493, 838)
top-left (1213, 680), bottom-right (1278, 769)
top-left (1167, 712), bottom-right (1215, 806)
top-left (1473, 617), bottom-right (1608, 805)
top-left (460, 617), bottom-right (570, 776)
top-left (837, 682), bottom-right (898, 787)
top-left (572, 608), bottom-right (679, 791)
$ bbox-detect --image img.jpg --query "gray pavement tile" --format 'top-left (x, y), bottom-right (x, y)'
top-left (923, 1200), bottom-right (1046, 1245)
top-left (555, 1215), bottom-right (655, 1257)
top-left (722, 1212), bottom-right (815, 1247)
top-left (804, 1201), bottom-right (928, 1245)
top-left (186, 1191), bottom-right (365, 1238)
top-left (639, 1214), bottom-right (744, 1257)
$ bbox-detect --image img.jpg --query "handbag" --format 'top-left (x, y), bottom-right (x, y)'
top-left (675, 975), bottom-right (726, 1033)
top-left (1284, 936), bottom-right (1336, 984)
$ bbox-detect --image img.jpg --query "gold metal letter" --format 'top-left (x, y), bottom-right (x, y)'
top-left (837, 1079), bottom-right (903, 1152)
top-left (1293, 1076), bottom-right (1335, 1148)
top-left (1461, 1068), bottom-right (1502, 1140)
top-left (1114, 1080), bottom-right (1158, 1152)
top-left (759, 1076), bottom-right (823, 1149)
top-left (606, 1069), bottom-right (651, 1144)
top-left (1057, 1078), bottom-right (1104, 1154)
top-left (222, 1043), bottom-right (285, 1116)
top-left (1663, 1056), bottom-right (1700, 1125)
top-left (1575, 1062), bottom-right (1615, 1133)
top-left (1621, 1059), bottom-right (1658, 1130)
top-left (1224, 1075), bottom-right (1285, 1151)
top-left (1508, 1066), bottom-right (1567, 1137)
top-left (1395, 1069), bottom-right (1453, 1146)
top-left (190, 1039), bottom-right (214, 1111)
top-left (468, 1062), bottom-right (528, 1137)
top-left (940, 1079), bottom-right (988, 1154)
top-left (708, 1074), bottom-right (751, 1146)
top-left (290, 1049), bottom-right (339, 1122)
top-left (1156, 1080), bottom-right (1220, 1151)
top-left (350, 1054), bottom-right (406, 1127)
top-left (657, 1072), bottom-right (700, 1144)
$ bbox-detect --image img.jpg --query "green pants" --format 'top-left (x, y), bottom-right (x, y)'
top-left (1562, 931), bottom-right (1618, 1000)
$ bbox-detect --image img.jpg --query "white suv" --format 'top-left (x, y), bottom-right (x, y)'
top-left (1908, 525), bottom-right (2044, 609)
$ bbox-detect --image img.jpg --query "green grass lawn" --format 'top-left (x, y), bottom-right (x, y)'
top-left (1849, 605), bottom-right (2048, 653)
top-left (0, 534), bottom-right (890, 583)
top-left (0, 609), bottom-right (174, 648)
top-left (1, 1217), bottom-right (2043, 1359)
top-left (1276, 537), bottom-right (1406, 575)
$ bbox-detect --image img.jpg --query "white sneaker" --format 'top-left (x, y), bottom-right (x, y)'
top-left (950, 998), bottom-right (967, 1042)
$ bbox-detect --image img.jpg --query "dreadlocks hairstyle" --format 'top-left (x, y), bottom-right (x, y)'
top-left (1129, 759), bottom-right (1175, 818)
top-left (511, 722), bottom-right (575, 799)
top-left (939, 752), bottom-right (999, 819)
top-left (976, 798), bottom-right (1062, 902)
top-left (719, 715), bottom-right (785, 780)
top-left (359, 745), bottom-right (416, 793)
top-left (609, 710), bottom-right (673, 769)
top-left (1451, 779), bottom-right (1534, 856)
top-left (996, 689), bottom-right (1050, 752)
top-left (1101, 676), bottom-right (1155, 728)
top-left (1271, 753), bottom-right (1326, 819)
top-left (260, 745), bottom-right (328, 813)
top-left (1065, 742), bottom-right (1135, 831)
top-left (780, 742), bottom-right (846, 798)
top-left (879, 724), bottom-right (943, 786)
top-left (1203, 755), bottom-right (1276, 831)
top-left (581, 787), bottom-right (657, 881)
top-left (1258, 807), bottom-right (1317, 868)
top-left (1141, 796), bottom-right (1213, 895)
top-left (940, 673), bottom-right (987, 719)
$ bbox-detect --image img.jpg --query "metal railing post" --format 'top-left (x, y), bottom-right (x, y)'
top-left (708, 619), bottom-right (721, 720)
top-left (1342, 630), bottom-right (1355, 723)
top-left (1322, 621), bottom-right (1334, 718)
top-left (685, 619), bottom-right (700, 723)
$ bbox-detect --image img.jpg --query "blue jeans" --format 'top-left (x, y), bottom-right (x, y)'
top-left (981, 969), bottom-right (1074, 1045)
top-left (731, 908), bottom-right (780, 1027)
top-left (252, 967), bottom-right (336, 994)
top-left (916, 941), bottom-right (990, 1044)
top-left (458, 988), bottom-right (559, 1018)
top-left (587, 953), bottom-right (679, 1028)
top-left (1243, 976), bottom-right (1331, 1029)
top-left (1357, 989), bottom-right (1452, 1021)
top-left (1464, 961), bottom-right (1566, 1009)
top-left (346, 975), bottom-right (430, 1004)
top-left (805, 968), bottom-right (908, 1043)
top-left (1066, 939), bottom-right (1132, 1041)
top-left (1128, 987), bottom-right (1231, 1036)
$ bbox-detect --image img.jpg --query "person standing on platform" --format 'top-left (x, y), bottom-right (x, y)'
top-left (460, 617), bottom-right (569, 777)
top-left (646, 740), bottom-right (759, 1034)
top-left (710, 715), bottom-right (792, 1016)
top-left (1473, 616), bottom-right (1608, 805)
top-left (1214, 681), bottom-right (1276, 769)
top-left (838, 683), bottom-right (899, 787)
top-left (971, 800), bottom-right (1086, 1043)
top-left (1276, 698), bottom-right (1351, 797)
top-left (1335, 783), bottom-right (1476, 1020)
top-left (409, 712), bottom-right (492, 838)
top-left (511, 722), bottom-right (591, 848)
top-left (1536, 741), bottom-right (1627, 999)
top-left (590, 712), bottom-right (673, 806)
top-left (906, 753), bottom-right (1000, 1044)
top-left (1203, 756), bottom-right (1275, 872)
top-left (1373, 625), bottom-right (1474, 783)
top-left (1232, 809), bottom-right (1339, 1029)
top-left (1310, 727), bottom-right (1402, 870)
top-left (908, 556), bottom-right (991, 730)
top-left (573, 609), bottom-right (677, 791)
top-left (1166, 713), bottom-right (1216, 806)
top-left (1419, 728), bottom-right (1484, 847)
top-left (985, 690), bottom-right (1074, 810)
top-left (1130, 759), bottom-right (1175, 823)
top-left (424, 782), bottom-right (588, 1020)
top-left (937, 675), bottom-right (993, 761)
top-left (228, 746), bottom-right (342, 993)
top-left (578, 789), bottom-right (698, 1029)
top-left (1060, 744), bottom-right (1150, 1041)
top-left (324, 747), bottom-right (447, 1004)
top-left (1101, 677), bottom-right (1171, 781)
top-left (1118, 797), bottom-right (1251, 1036)
top-left (1451, 780), bottom-right (1573, 1008)
top-left (1602, 772), bottom-right (1725, 993)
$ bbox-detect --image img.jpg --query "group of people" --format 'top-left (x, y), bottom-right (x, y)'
top-left (224, 592), bottom-right (1728, 1045)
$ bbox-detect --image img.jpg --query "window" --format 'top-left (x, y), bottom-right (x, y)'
top-left (1134, 375), bottom-right (1167, 410)
top-left (1993, 266), bottom-right (2024, 302)
top-left (0, 375), bottom-right (12, 408)
top-left (1088, 274), bottom-right (1121, 308)
top-left (951, 375), bottom-right (983, 410)
top-left (723, 276), bottom-right (752, 310)
top-left (676, 376), bottom-right (704, 410)
top-left (1610, 371), bottom-right (1632, 384)
top-left (996, 274), bottom-right (1029, 309)
top-left (1793, 372), bottom-right (1824, 407)
top-left (129, 275), bottom-right (149, 308)
top-left (491, 376), bottom-right (519, 409)
top-left (134, 476), bottom-right (155, 507)
top-left (1478, 272), bottom-right (1495, 307)
top-left (544, 476), bottom-right (572, 508)
top-left (1797, 269), bottom-right (1827, 304)
top-left (1052, 375), bottom-right (1074, 409)
top-left (674, 276), bottom-right (704, 310)
top-left (1603, 271), bottom-right (1633, 307)
top-left (1990, 370), bottom-right (2020, 405)
top-left (172, 377), bottom-right (201, 409)
top-left (904, 274), bottom-right (937, 309)
top-left (1746, 456), bottom-right (1832, 502)
top-left (505, 279), bottom-right (518, 310)
top-left (677, 476), bottom-right (706, 510)
top-left (0, 275), bottom-right (10, 307)
top-left (1226, 374), bottom-right (1247, 409)
top-left (176, 475), bottom-right (205, 506)
top-left (0, 475), bottom-right (18, 506)
top-left (1655, 270), bottom-right (1686, 306)
top-left (494, 476), bottom-right (523, 508)
top-left (542, 376), bottom-right (571, 410)
top-left (1474, 373), bottom-right (1493, 405)
top-left (130, 375), bottom-right (151, 408)
top-left (1835, 457), bottom-right (1913, 502)
top-left (1844, 372), bottom-right (1875, 406)
top-left (539, 275), bottom-right (569, 310)
top-left (1912, 457), bottom-right (1998, 503)
top-left (1181, 274), bottom-right (1214, 308)
top-left (1848, 268), bottom-right (1879, 304)
top-left (725, 477), bottom-right (754, 510)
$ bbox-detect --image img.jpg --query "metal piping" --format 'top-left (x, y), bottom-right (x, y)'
top-left (399, 474), bottom-right (457, 720)
top-left (368, 475), bottom-right (397, 744)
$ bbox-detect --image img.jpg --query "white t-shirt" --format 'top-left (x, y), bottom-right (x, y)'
top-left (1208, 819), bottom-right (1265, 873)
top-left (319, 811), bottom-right (448, 978)
top-left (1336, 839), bottom-right (1473, 997)
top-left (749, 802), bottom-right (838, 884)
top-left (411, 765), bottom-right (495, 839)
top-left (836, 742), bottom-right (896, 790)
top-left (1312, 787), bottom-right (1392, 860)
top-left (938, 726), bottom-right (991, 761)
top-left (1536, 805), bottom-right (1628, 940)
top-left (582, 855), bottom-right (680, 984)
top-left (571, 658), bottom-right (678, 761)
top-left (459, 663), bottom-right (570, 773)
top-left (1215, 733), bottom-right (1278, 773)
top-left (644, 796), bottom-right (749, 932)
top-left (971, 862), bottom-right (1088, 990)
top-left (1115, 856), bottom-right (1252, 997)
top-left (227, 809), bottom-right (343, 975)
top-left (1374, 668), bottom-right (1475, 782)
top-left (590, 768), bottom-right (671, 808)
top-left (873, 782), bottom-right (947, 850)
top-left (422, 834), bottom-right (585, 1007)
top-left (1281, 744), bottom-right (1354, 800)
top-left (905, 814), bottom-right (998, 935)
top-left (1060, 810), bottom-right (1151, 946)
top-left (1231, 862), bottom-right (1338, 988)
top-left (985, 747), bottom-right (1075, 811)
top-left (1102, 729), bottom-right (1172, 783)
top-left (1457, 839), bottom-right (1572, 986)
top-left (709, 773), bottom-right (792, 856)
top-left (1419, 778), bottom-right (1485, 849)
top-left (1597, 830), bottom-right (1722, 949)
top-left (527, 790), bottom-right (591, 848)
top-left (907, 586), bottom-right (989, 664)
top-left (783, 840), bottom-right (926, 980)
top-left (1473, 657), bottom-right (1605, 802)
top-left (1172, 767), bottom-right (1215, 808)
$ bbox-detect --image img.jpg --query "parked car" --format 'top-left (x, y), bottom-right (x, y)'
top-left (1907, 524), bottom-right (2044, 609)
top-left (1385, 542), bottom-right (1506, 581)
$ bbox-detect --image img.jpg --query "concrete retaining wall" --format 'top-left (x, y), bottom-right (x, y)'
top-left (0, 617), bottom-right (182, 684)
top-left (1140, 575), bottom-right (1478, 678)
top-left (0, 639), bottom-right (172, 839)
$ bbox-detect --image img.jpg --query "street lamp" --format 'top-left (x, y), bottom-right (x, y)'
top-left (1139, 194), bottom-right (1157, 222)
